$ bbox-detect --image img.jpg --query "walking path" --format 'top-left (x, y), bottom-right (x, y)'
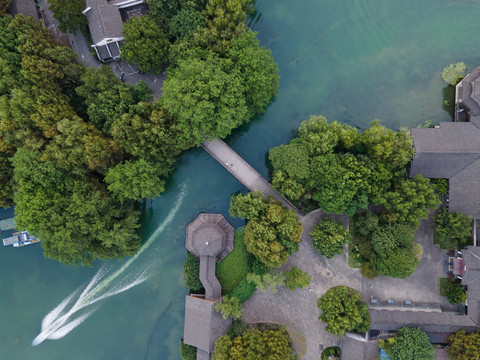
top-left (242, 209), bottom-right (362, 360)
top-left (202, 139), bottom-right (302, 217)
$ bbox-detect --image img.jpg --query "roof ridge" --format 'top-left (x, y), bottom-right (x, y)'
top-left (449, 155), bottom-right (480, 179)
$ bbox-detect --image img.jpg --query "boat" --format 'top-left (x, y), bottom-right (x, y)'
top-left (2, 231), bottom-right (40, 247)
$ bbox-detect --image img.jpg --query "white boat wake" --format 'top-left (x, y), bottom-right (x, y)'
top-left (32, 184), bottom-right (188, 346)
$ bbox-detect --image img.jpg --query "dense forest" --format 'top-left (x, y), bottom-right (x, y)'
top-left (0, 0), bottom-right (279, 265)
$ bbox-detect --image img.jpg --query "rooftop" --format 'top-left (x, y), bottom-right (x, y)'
top-left (183, 295), bottom-right (232, 354)
top-left (410, 121), bottom-right (480, 218)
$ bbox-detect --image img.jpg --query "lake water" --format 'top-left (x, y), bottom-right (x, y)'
top-left (1, 0), bottom-right (480, 359)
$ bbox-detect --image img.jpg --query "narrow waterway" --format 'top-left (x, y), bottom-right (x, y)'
top-left (1, 1), bottom-right (479, 359)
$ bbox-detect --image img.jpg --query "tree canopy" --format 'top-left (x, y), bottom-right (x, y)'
top-left (229, 192), bottom-right (302, 268)
top-left (448, 330), bottom-right (480, 360)
top-left (317, 286), bottom-right (370, 336)
top-left (434, 209), bottom-right (472, 250)
top-left (121, 15), bottom-right (170, 74)
top-left (389, 327), bottom-right (434, 360)
top-left (310, 217), bottom-right (350, 258)
top-left (48, 0), bottom-right (87, 34)
top-left (213, 328), bottom-right (295, 360)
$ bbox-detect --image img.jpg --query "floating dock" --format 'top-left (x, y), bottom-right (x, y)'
top-left (0, 217), bottom-right (15, 231)
top-left (2, 231), bottom-right (40, 247)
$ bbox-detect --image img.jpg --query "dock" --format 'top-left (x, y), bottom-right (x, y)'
top-left (202, 139), bottom-right (303, 218)
top-left (0, 217), bottom-right (15, 231)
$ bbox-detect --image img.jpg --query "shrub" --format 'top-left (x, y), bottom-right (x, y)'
top-left (317, 286), bottom-right (370, 336)
top-left (442, 62), bottom-right (466, 86)
top-left (433, 178), bottom-right (448, 196)
top-left (226, 319), bottom-right (248, 338)
top-left (354, 211), bottom-right (379, 236)
top-left (215, 295), bottom-right (242, 320)
top-left (216, 228), bottom-right (250, 294)
top-left (311, 217), bottom-right (350, 258)
top-left (361, 262), bottom-right (379, 279)
top-left (231, 277), bottom-right (256, 302)
top-left (390, 327), bottom-right (434, 360)
top-left (246, 271), bottom-right (284, 293)
top-left (180, 340), bottom-right (197, 360)
top-left (371, 247), bottom-right (419, 279)
top-left (448, 329), bottom-right (480, 360)
top-left (284, 266), bottom-right (311, 291)
top-left (213, 328), bottom-right (295, 360)
top-left (183, 252), bottom-right (202, 291)
top-left (440, 278), bottom-right (466, 305)
top-left (434, 209), bottom-right (472, 250)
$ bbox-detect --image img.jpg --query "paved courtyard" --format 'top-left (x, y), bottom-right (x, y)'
top-left (242, 209), bottom-right (363, 360)
top-left (363, 214), bottom-right (457, 312)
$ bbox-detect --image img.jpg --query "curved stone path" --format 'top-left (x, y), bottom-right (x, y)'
top-left (242, 209), bottom-right (363, 360)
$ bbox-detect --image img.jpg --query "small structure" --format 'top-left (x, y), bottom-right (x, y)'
top-left (183, 213), bottom-right (234, 360)
top-left (10, 0), bottom-right (39, 20)
top-left (2, 231), bottom-right (40, 247)
top-left (340, 336), bottom-right (379, 360)
top-left (0, 217), bottom-right (15, 231)
top-left (455, 67), bottom-right (480, 122)
top-left (83, 0), bottom-right (147, 62)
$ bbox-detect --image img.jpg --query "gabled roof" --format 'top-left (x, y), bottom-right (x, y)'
top-left (410, 121), bottom-right (480, 218)
top-left (85, 4), bottom-right (124, 44)
top-left (457, 67), bottom-right (480, 116)
top-left (10, 0), bottom-right (39, 19)
top-left (183, 296), bottom-right (232, 353)
top-left (341, 337), bottom-right (379, 360)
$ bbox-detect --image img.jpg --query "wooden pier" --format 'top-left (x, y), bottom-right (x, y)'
top-left (202, 139), bottom-right (302, 218)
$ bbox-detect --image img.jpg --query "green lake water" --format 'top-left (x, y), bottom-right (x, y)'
top-left (1, 1), bottom-right (480, 359)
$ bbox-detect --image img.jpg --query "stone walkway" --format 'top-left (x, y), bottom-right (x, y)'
top-left (202, 139), bottom-right (302, 216)
top-left (242, 209), bottom-right (363, 360)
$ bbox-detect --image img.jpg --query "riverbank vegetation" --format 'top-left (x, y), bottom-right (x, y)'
top-left (0, 0), bottom-right (279, 265)
top-left (270, 116), bottom-right (440, 278)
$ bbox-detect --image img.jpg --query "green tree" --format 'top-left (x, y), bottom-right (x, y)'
top-left (317, 286), bottom-right (370, 336)
top-left (180, 340), bottom-right (197, 360)
top-left (183, 252), bottom-right (202, 290)
top-left (48, 0), bottom-right (87, 34)
top-left (269, 142), bottom-right (310, 182)
top-left (75, 66), bottom-right (140, 134)
top-left (246, 271), bottom-right (284, 293)
top-left (442, 62), bottom-right (466, 86)
top-left (434, 209), bottom-right (472, 250)
top-left (121, 16), bottom-right (170, 74)
top-left (13, 149), bottom-right (141, 265)
top-left (105, 159), bottom-right (168, 202)
top-left (448, 330), bottom-right (480, 360)
top-left (215, 295), bottom-right (242, 320)
top-left (195, 0), bottom-right (252, 52)
top-left (169, 7), bottom-right (204, 40)
top-left (227, 30), bottom-right (279, 118)
top-left (440, 279), bottom-right (466, 305)
top-left (390, 327), bottom-right (434, 360)
top-left (383, 175), bottom-right (440, 226)
top-left (371, 247), bottom-right (419, 279)
top-left (354, 211), bottom-right (379, 237)
top-left (284, 266), bottom-right (311, 291)
top-left (230, 192), bottom-right (302, 268)
top-left (0, 0), bottom-right (11, 17)
top-left (311, 217), bottom-right (350, 258)
top-left (163, 52), bottom-right (248, 146)
top-left (213, 328), bottom-right (294, 360)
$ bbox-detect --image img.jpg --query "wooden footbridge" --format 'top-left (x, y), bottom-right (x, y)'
top-left (202, 139), bottom-right (302, 218)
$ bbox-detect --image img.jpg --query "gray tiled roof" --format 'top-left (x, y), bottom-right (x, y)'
top-left (410, 122), bottom-right (480, 218)
top-left (458, 67), bottom-right (480, 116)
top-left (10, 0), bottom-right (38, 19)
top-left (85, 4), bottom-right (124, 44)
top-left (183, 295), bottom-right (232, 354)
top-left (341, 337), bottom-right (378, 360)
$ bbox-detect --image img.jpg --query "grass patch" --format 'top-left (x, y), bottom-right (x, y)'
top-left (321, 346), bottom-right (340, 360)
top-left (439, 277), bottom-right (450, 297)
top-left (348, 218), bottom-right (363, 268)
top-left (216, 227), bottom-right (250, 294)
